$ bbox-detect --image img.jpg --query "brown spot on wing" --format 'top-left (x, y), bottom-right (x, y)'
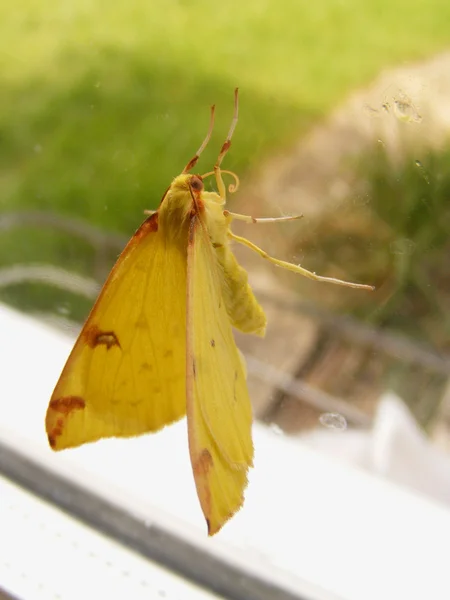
top-left (193, 448), bottom-right (213, 475)
top-left (84, 325), bottom-right (121, 350)
top-left (124, 212), bottom-right (159, 250)
top-left (95, 331), bottom-right (120, 349)
top-left (193, 448), bottom-right (214, 519)
top-left (210, 339), bottom-right (216, 348)
top-left (47, 396), bottom-right (85, 449)
top-left (49, 396), bottom-right (85, 415)
top-left (134, 212), bottom-right (159, 239)
top-left (164, 349), bottom-right (173, 358)
top-left (192, 358), bottom-right (197, 379)
top-left (48, 431), bottom-right (61, 449)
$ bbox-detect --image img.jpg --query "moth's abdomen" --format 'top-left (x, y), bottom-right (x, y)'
top-left (216, 246), bottom-right (266, 336)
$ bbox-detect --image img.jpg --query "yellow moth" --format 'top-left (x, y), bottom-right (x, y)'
top-left (45, 89), bottom-right (374, 536)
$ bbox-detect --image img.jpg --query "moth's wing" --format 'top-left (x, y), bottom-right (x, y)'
top-left (46, 213), bottom-right (188, 450)
top-left (186, 215), bottom-right (254, 536)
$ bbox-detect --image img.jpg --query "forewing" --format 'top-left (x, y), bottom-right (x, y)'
top-left (186, 215), bottom-right (254, 535)
top-left (46, 213), bottom-right (189, 450)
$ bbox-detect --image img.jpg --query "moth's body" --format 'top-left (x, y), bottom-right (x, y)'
top-left (46, 170), bottom-right (259, 536)
top-left (45, 90), bottom-right (373, 536)
top-left (166, 174), bottom-right (267, 336)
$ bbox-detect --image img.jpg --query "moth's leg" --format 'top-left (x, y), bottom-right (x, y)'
top-left (228, 231), bottom-right (375, 291)
top-left (214, 165), bottom-right (228, 202)
top-left (224, 211), bottom-right (303, 224)
top-left (143, 209), bottom-right (157, 216)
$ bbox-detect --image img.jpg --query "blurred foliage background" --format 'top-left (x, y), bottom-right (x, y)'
top-left (3, 1), bottom-right (450, 223)
top-left (1, 0), bottom-right (450, 429)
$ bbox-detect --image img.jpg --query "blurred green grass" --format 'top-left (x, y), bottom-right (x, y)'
top-left (2, 0), bottom-right (450, 318)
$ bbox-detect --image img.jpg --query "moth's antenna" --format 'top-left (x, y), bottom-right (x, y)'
top-left (183, 105), bottom-right (216, 173)
top-left (215, 88), bottom-right (239, 168)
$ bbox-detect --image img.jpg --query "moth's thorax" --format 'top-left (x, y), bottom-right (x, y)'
top-left (159, 173), bottom-right (230, 244)
top-left (159, 174), bottom-right (195, 230)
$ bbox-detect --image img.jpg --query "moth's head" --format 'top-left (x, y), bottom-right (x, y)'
top-left (171, 173), bottom-right (204, 195)
top-left (160, 173), bottom-right (205, 216)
